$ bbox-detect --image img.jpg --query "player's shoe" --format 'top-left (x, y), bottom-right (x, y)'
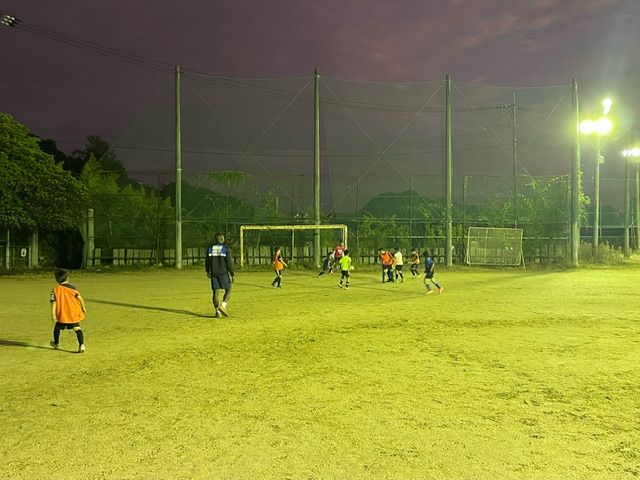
top-left (78, 344), bottom-right (85, 353)
top-left (345, 285), bottom-right (350, 289)
top-left (50, 341), bottom-right (59, 350)
top-left (426, 290), bottom-right (434, 295)
top-left (338, 284), bottom-right (343, 289)
top-left (438, 287), bottom-right (444, 293)
top-left (214, 310), bottom-right (221, 318)
top-left (219, 303), bottom-right (229, 317)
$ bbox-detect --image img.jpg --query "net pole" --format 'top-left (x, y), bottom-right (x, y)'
top-left (313, 68), bottom-right (321, 268)
top-left (570, 79), bottom-right (580, 267)
top-left (240, 226), bottom-right (245, 268)
top-left (636, 163), bottom-right (640, 250)
top-left (175, 65), bottom-right (183, 269)
top-left (593, 137), bottom-right (601, 253)
top-left (445, 74), bottom-right (453, 266)
top-left (512, 90), bottom-right (518, 228)
top-left (624, 154), bottom-right (630, 257)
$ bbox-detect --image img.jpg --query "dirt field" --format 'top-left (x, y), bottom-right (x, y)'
top-left (1, 267), bottom-right (638, 479)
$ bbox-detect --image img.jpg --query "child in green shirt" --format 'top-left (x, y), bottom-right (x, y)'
top-left (338, 249), bottom-right (352, 289)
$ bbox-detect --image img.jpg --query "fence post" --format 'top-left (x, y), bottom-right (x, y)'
top-left (87, 208), bottom-right (94, 267)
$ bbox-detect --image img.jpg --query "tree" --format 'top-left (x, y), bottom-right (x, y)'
top-left (72, 135), bottom-right (126, 185)
top-left (38, 137), bottom-right (87, 177)
top-left (81, 157), bottom-right (173, 252)
top-left (0, 113), bottom-right (87, 231)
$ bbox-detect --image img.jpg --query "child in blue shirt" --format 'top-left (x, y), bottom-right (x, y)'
top-left (423, 250), bottom-right (444, 295)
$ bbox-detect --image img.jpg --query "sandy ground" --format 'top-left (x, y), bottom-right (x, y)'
top-left (0, 267), bottom-right (638, 479)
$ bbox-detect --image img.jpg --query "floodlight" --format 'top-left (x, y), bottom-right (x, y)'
top-left (0, 14), bottom-right (19, 27)
top-left (623, 147), bottom-right (640, 158)
top-left (594, 117), bottom-right (613, 135)
top-left (579, 119), bottom-right (594, 135)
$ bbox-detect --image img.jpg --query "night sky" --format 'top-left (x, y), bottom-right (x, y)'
top-left (1, 0), bottom-right (639, 156)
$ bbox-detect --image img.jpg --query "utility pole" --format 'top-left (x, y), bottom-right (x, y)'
top-left (497, 93), bottom-right (519, 227)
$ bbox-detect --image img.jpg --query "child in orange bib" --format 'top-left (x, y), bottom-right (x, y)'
top-left (50, 268), bottom-right (87, 353)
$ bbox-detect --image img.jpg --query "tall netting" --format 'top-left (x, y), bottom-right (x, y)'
top-left (91, 73), bottom-right (608, 267)
top-left (451, 83), bottom-right (574, 263)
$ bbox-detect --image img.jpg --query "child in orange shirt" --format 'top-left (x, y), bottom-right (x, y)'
top-left (50, 268), bottom-right (87, 353)
top-left (271, 247), bottom-right (288, 288)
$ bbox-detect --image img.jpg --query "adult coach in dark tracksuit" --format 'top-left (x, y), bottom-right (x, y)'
top-left (205, 233), bottom-right (235, 317)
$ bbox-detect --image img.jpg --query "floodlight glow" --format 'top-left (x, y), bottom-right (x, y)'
top-left (602, 98), bottom-right (612, 115)
top-left (580, 119), bottom-right (595, 135)
top-left (594, 117), bottom-right (613, 135)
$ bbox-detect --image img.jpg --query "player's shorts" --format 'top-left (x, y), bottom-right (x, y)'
top-left (340, 269), bottom-right (350, 278)
top-left (395, 265), bottom-right (403, 271)
top-left (425, 271), bottom-right (434, 279)
top-left (54, 322), bottom-right (81, 329)
top-left (211, 274), bottom-right (231, 290)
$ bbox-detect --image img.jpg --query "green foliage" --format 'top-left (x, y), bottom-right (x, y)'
top-left (82, 157), bottom-right (173, 250)
top-left (72, 135), bottom-right (126, 183)
top-left (357, 214), bottom-right (410, 252)
top-left (579, 241), bottom-right (627, 264)
top-left (197, 171), bottom-right (247, 188)
top-left (0, 113), bottom-right (88, 231)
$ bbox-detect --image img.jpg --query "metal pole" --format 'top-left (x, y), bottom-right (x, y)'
top-left (624, 157), bottom-right (630, 257)
top-left (593, 139), bottom-right (601, 253)
top-left (512, 90), bottom-right (518, 227)
top-left (313, 68), bottom-right (321, 268)
top-left (570, 79), bottom-right (580, 267)
top-left (445, 74), bottom-right (453, 266)
top-left (175, 65), bottom-right (183, 269)
top-left (155, 174), bottom-right (161, 265)
top-left (636, 162), bottom-right (640, 250)
top-left (239, 226), bottom-right (245, 268)
top-left (409, 176), bottom-right (414, 245)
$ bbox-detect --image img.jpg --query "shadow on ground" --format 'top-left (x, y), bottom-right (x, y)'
top-left (88, 299), bottom-right (213, 318)
top-left (0, 339), bottom-right (77, 353)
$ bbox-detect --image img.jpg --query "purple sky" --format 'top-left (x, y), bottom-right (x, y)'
top-left (1, 0), bottom-right (639, 154)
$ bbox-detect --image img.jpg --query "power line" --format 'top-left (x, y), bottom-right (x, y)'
top-left (2, 14), bottom-right (173, 73)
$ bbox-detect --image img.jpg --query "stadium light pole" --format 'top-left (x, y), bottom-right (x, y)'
top-left (0, 13), bottom-right (20, 27)
top-left (622, 147), bottom-right (640, 251)
top-left (580, 98), bottom-right (613, 254)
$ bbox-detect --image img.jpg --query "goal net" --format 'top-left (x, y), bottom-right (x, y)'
top-left (465, 227), bottom-right (524, 266)
top-left (239, 224), bottom-right (348, 268)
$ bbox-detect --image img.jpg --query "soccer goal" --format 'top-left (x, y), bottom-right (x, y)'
top-left (239, 224), bottom-right (348, 267)
top-left (465, 227), bottom-right (525, 267)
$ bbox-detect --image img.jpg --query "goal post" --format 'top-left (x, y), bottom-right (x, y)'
top-left (465, 227), bottom-right (525, 267)
top-left (239, 224), bottom-right (348, 268)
